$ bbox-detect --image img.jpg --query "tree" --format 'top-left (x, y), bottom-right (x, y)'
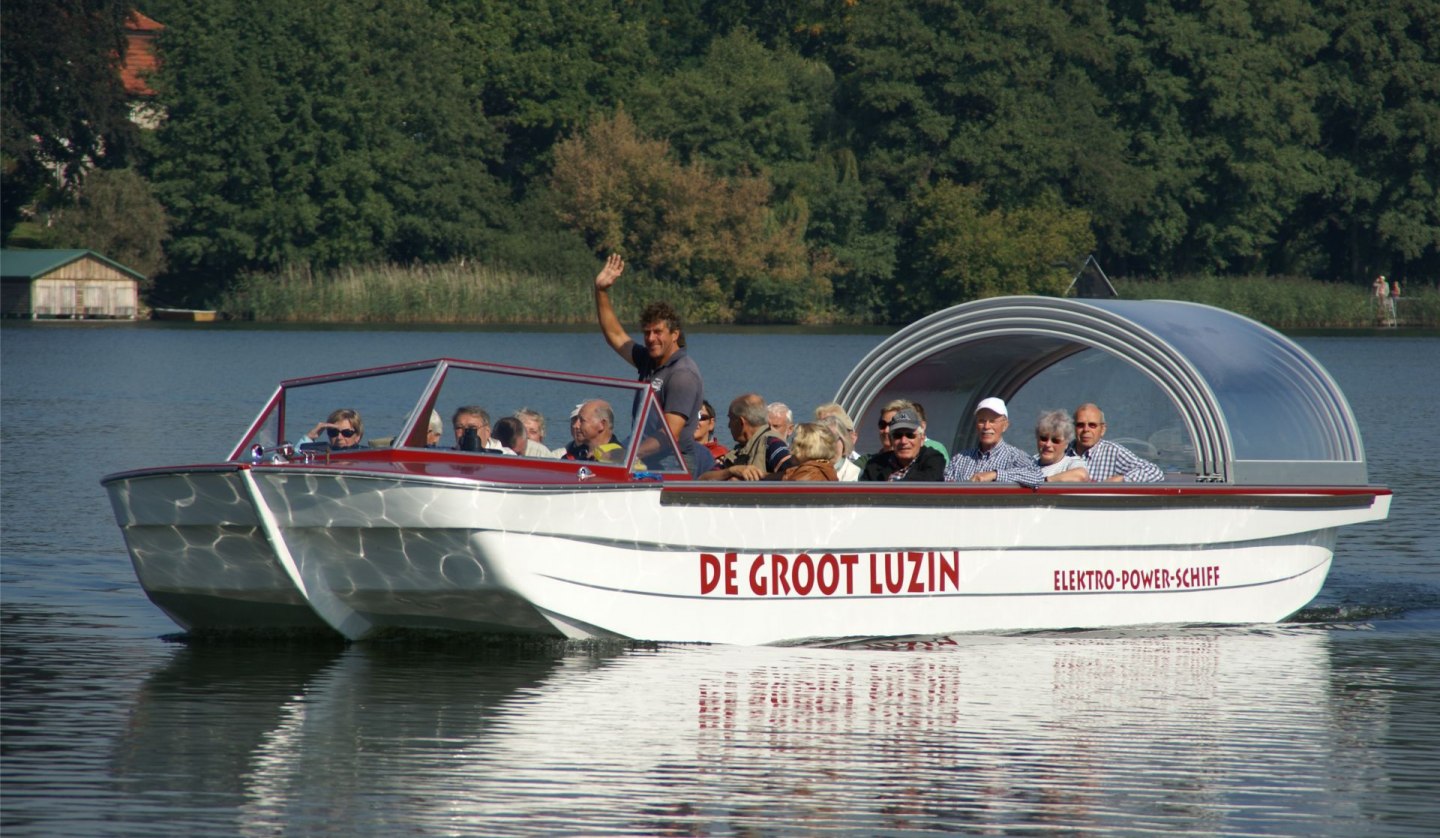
top-left (1, 0), bottom-right (137, 240)
top-left (48, 168), bottom-right (170, 286)
top-left (1304, 0), bottom-right (1440, 281)
top-left (550, 109), bottom-right (825, 322)
top-left (1104, 0), bottom-right (1330, 276)
top-left (148, 0), bottom-right (508, 290)
top-left (452, 0), bottom-right (654, 188)
top-left (901, 181), bottom-right (1094, 320)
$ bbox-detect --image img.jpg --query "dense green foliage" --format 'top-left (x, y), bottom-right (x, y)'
top-left (47, 168), bottom-right (170, 284)
top-left (5, 0), bottom-right (1437, 321)
top-left (1, 0), bottom-right (136, 239)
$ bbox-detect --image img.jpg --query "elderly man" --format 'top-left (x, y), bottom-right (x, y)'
top-left (869, 398), bottom-right (914, 459)
top-left (861, 408), bottom-right (946, 481)
top-left (426, 410), bottom-right (443, 448)
top-left (943, 397), bottom-right (1044, 484)
top-left (594, 253), bottom-right (703, 474)
top-left (1068, 403), bottom-right (1164, 482)
top-left (700, 393), bottom-right (793, 480)
top-left (573, 399), bottom-right (624, 463)
top-left (491, 416), bottom-right (527, 456)
top-left (452, 406), bottom-right (505, 452)
top-left (767, 402), bottom-right (795, 443)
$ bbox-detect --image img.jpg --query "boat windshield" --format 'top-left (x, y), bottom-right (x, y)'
top-left (229, 359), bottom-right (690, 475)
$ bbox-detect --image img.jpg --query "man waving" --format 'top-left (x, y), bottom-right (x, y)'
top-left (593, 254), bottom-right (704, 474)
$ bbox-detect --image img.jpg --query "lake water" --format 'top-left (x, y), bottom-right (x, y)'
top-left (3, 323), bottom-right (1438, 836)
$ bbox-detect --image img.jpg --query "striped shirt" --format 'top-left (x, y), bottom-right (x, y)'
top-left (943, 440), bottom-right (1045, 484)
top-left (1067, 439), bottom-right (1164, 482)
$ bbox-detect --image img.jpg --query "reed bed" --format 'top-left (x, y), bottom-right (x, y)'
top-left (219, 262), bottom-right (1439, 329)
top-left (1114, 275), bottom-right (1440, 330)
top-left (219, 260), bottom-right (689, 325)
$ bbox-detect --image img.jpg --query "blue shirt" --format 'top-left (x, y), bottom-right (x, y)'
top-left (944, 440), bottom-right (1045, 484)
top-left (1066, 439), bottom-right (1164, 482)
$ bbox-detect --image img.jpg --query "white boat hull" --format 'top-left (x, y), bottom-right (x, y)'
top-left (105, 466), bottom-right (1388, 644)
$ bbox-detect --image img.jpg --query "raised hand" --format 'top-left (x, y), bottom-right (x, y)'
top-left (594, 253), bottom-right (625, 291)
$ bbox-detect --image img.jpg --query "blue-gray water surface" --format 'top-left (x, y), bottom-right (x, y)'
top-left (3, 323), bottom-right (1438, 836)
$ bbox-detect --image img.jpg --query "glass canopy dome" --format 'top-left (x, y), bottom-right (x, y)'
top-left (833, 296), bottom-right (1369, 485)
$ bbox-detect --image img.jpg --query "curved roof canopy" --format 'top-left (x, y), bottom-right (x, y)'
top-left (834, 296), bottom-right (1368, 485)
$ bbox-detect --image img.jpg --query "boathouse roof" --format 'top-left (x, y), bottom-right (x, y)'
top-left (834, 296), bottom-right (1368, 485)
top-left (1, 249), bottom-right (146, 282)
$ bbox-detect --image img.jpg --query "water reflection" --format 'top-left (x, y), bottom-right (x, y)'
top-left (101, 630), bottom-right (1405, 835)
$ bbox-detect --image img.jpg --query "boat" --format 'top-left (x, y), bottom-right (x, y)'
top-left (152, 307), bottom-right (218, 322)
top-left (102, 296), bottom-right (1391, 645)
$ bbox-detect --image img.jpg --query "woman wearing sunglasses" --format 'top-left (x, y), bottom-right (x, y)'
top-left (299, 408), bottom-right (364, 450)
top-left (1032, 409), bottom-right (1088, 482)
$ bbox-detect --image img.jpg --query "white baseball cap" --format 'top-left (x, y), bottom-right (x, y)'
top-left (975, 397), bottom-right (1008, 417)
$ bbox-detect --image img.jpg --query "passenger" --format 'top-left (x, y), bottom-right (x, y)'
top-left (492, 416), bottom-right (527, 456)
top-left (1033, 409), bottom-right (1088, 482)
top-left (514, 408), bottom-right (558, 458)
top-left (910, 401), bottom-right (950, 460)
top-left (593, 253), bottom-right (703, 474)
top-left (557, 403), bottom-right (587, 459)
top-left (861, 408), bottom-right (946, 482)
top-left (816, 411), bottom-right (862, 481)
top-left (1068, 402), bottom-right (1164, 482)
top-left (452, 406), bottom-right (505, 453)
top-left (694, 399), bottom-right (730, 460)
top-left (767, 402), bottom-right (795, 444)
top-left (782, 423), bottom-right (839, 482)
top-left (814, 403), bottom-right (862, 469)
top-left (870, 398), bottom-right (915, 458)
top-left (700, 393), bottom-right (794, 481)
top-left (426, 410), bottom-right (443, 447)
top-left (298, 408), bottom-right (364, 450)
top-left (575, 399), bottom-right (624, 463)
top-left (943, 398), bottom-right (1044, 484)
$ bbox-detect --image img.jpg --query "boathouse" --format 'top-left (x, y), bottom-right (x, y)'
top-left (0, 249), bottom-right (143, 320)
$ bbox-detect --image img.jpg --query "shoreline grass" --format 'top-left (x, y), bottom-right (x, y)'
top-left (1114, 275), bottom-right (1439, 330)
top-left (215, 262), bottom-right (1440, 329)
top-left (215, 261), bottom-right (692, 326)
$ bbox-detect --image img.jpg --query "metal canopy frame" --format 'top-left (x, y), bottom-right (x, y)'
top-left (833, 296), bottom-right (1368, 485)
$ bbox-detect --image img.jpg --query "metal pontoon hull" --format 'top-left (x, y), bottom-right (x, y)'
top-left (103, 465), bottom-right (1389, 644)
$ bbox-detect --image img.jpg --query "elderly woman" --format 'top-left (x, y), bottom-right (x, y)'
top-left (299, 408), bottom-right (364, 450)
top-left (782, 422), bottom-right (839, 481)
top-left (815, 408), bottom-right (862, 482)
top-left (1034, 409), bottom-right (1088, 482)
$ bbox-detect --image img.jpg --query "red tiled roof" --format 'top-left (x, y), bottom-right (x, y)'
top-left (127, 10), bottom-right (163, 31)
top-left (120, 11), bottom-right (163, 96)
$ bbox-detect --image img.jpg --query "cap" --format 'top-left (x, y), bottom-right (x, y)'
top-left (570, 403), bottom-right (584, 420)
top-left (975, 397), bottom-right (1008, 417)
top-left (887, 408), bottom-right (922, 433)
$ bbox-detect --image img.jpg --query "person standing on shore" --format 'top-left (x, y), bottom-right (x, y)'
top-left (593, 253), bottom-right (703, 474)
top-left (1373, 275), bottom-right (1389, 326)
top-left (1389, 278), bottom-right (1401, 327)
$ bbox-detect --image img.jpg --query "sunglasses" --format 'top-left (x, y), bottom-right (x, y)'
top-left (699, 414), bottom-right (713, 421)
top-left (890, 429), bottom-right (917, 440)
top-left (1076, 421), bottom-right (1104, 429)
top-left (326, 428), bottom-right (357, 439)
top-left (1036, 435), bottom-right (1066, 444)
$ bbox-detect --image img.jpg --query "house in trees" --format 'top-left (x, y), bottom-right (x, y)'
top-left (121, 10), bottom-right (164, 128)
top-left (0, 249), bottom-right (143, 319)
